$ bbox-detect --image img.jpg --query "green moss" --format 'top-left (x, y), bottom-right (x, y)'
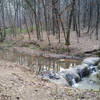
top-left (31, 46), bottom-right (38, 50)
top-left (5, 28), bottom-right (11, 34)
top-left (60, 48), bottom-right (68, 52)
top-left (97, 53), bottom-right (100, 57)
top-left (93, 88), bottom-right (100, 92)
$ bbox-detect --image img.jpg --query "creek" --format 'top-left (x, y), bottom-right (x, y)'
top-left (0, 49), bottom-right (100, 90)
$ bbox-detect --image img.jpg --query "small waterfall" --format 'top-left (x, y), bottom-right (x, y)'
top-left (89, 66), bottom-right (98, 74)
top-left (65, 73), bottom-right (77, 86)
top-left (71, 78), bottom-right (77, 87)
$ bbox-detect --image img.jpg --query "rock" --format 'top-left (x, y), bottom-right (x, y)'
top-left (76, 64), bottom-right (98, 78)
top-left (82, 57), bottom-right (100, 66)
top-left (16, 97), bottom-right (20, 100)
top-left (41, 71), bottom-right (68, 85)
top-left (75, 64), bottom-right (90, 78)
top-left (65, 74), bottom-right (75, 86)
top-left (40, 57), bottom-right (100, 86)
top-left (77, 67), bottom-right (90, 78)
top-left (41, 71), bottom-right (60, 80)
top-left (48, 73), bottom-right (60, 80)
top-left (59, 68), bottom-right (81, 85)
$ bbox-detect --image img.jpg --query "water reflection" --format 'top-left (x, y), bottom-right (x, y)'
top-left (0, 49), bottom-right (80, 75)
top-left (1, 49), bottom-right (100, 90)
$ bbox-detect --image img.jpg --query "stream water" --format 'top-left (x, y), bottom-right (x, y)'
top-left (0, 49), bottom-right (100, 90)
top-left (0, 49), bottom-right (80, 74)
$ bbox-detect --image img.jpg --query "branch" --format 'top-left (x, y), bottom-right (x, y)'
top-left (24, 0), bottom-right (36, 15)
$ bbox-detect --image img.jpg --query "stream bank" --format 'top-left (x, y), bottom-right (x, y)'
top-left (0, 60), bottom-right (100, 100)
top-left (0, 48), bottom-right (100, 90)
top-left (0, 37), bottom-right (100, 100)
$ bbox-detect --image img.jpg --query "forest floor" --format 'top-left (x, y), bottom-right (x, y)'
top-left (0, 60), bottom-right (100, 100)
top-left (2, 31), bottom-right (100, 58)
top-left (0, 31), bottom-right (100, 100)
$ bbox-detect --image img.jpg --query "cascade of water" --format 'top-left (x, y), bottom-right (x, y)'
top-left (89, 66), bottom-right (98, 74)
top-left (71, 78), bottom-right (76, 87)
top-left (65, 74), bottom-right (77, 86)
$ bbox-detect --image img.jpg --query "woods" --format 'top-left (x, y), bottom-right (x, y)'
top-left (0, 0), bottom-right (99, 45)
top-left (0, 1), bottom-right (100, 100)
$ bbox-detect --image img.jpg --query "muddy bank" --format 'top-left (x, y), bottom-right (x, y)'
top-left (11, 47), bottom-right (100, 61)
top-left (12, 47), bottom-right (82, 60)
top-left (0, 35), bottom-right (100, 59)
top-left (0, 60), bottom-right (100, 100)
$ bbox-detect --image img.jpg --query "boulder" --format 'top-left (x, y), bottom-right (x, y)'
top-left (65, 73), bottom-right (76, 86)
top-left (59, 68), bottom-right (81, 85)
top-left (77, 67), bottom-right (90, 78)
top-left (40, 57), bottom-right (100, 86)
top-left (76, 64), bottom-right (97, 78)
top-left (75, 64), bottom-right (89, 78)
top-left (82, 57), bottom-right (100, 66)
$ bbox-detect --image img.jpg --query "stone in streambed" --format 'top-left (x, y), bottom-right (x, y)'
top-left (82, 57), bottom-right (100, 66)
top-left (41, 71), bottom-right (68, 85)
top-left (75, 64), bottom-right (90, 78)
top-left (59, 68), bottom-right (81, 85)
top-left (41, 71), bottom-right (60, 80)
top-left (65, 73), bottom-right (76, 86)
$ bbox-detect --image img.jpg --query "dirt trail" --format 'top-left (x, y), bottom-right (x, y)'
top-left (0, 60), bottom-right (100, 100)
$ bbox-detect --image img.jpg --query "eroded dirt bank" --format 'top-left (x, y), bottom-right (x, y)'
top-left (1, 32), bottom-right (100, 59)
top-left (0, 60), bottom-right (100, 100)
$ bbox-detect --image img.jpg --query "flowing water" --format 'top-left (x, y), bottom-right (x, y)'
top-left (0, 49), bottom-right (100, 90)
